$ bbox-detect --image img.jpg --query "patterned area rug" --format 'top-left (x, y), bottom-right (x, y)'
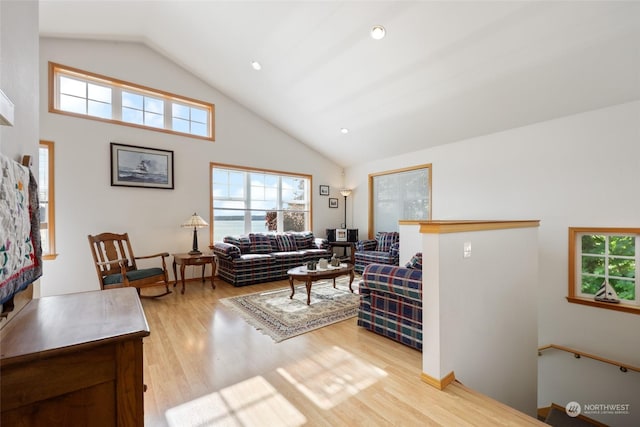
top-left (220, 276), bottom-right (360, 342)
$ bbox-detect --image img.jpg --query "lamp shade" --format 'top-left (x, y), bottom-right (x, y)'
top-left (181, 213), bottom-right (208, 229)
top-left (340, 189), bottom-right (352, 197)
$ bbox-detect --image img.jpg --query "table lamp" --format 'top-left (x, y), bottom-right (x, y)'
top-left (182, 213), bottom-right (208, 255)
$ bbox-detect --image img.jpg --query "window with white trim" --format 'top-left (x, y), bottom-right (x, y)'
top-left (568, 227), bottom-right (639, 314)
top-left (49, 62), bottom-right (214, 140)
top-left (210, 164), bottom-right (311, 242)
top-left (369, 164), bottom-right (431, 237)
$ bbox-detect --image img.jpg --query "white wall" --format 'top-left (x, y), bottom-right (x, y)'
top-left (347, 101), bottom-right (640, 414)
top-left (347, 101), bottom-right (640, 364)
top-left (539, 348), bottom-right (639, 427)
top-left (399, 222), bottom-right (421, 264)
top-left (422, 225), bottom-right (539, 415)
top-left (0, 0), bottom-right (39, 163)
top-left (39, 38), bottom-right (344, 297)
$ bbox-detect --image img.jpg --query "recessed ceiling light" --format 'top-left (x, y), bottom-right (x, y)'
top-left (251, 61), bottom-right (262, 71)
top-left (340, 128), bottom-right (349, 134)
top-left (371, 25), bottom-right (386, 40)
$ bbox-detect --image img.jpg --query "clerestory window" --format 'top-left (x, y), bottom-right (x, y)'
top-left (49, 62), bottom-right (214, 140)
top-left (568, 227), bottom-right (639, 315)
top-left (210, 164), bottom-right (311, 243)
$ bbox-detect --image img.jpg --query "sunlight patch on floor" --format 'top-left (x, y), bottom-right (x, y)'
top-left (165, 376), bottom-right (306, 427)
top-left (277, 346), bottom-right (388, 410)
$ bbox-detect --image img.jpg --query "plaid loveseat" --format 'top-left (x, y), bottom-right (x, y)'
top-left (354, 231), bottom-right (400, 274)
top-left (357, 253), bottom-right (422, 351)
top-left (212, 232), bottom-right (332, 286)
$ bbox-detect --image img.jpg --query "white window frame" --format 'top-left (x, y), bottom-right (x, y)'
top-left (49, 62), bottom-right (215, 141)
top-left (568, 227), bottom-right (639, 315)
top-left (210, 163), bottom-right (312, 243)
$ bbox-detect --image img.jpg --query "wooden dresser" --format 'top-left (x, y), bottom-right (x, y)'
top-left (1, 288), bottom-right (150, 426)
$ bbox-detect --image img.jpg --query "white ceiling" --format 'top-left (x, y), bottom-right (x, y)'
top-left (39, 1), bottom-right (640, 167)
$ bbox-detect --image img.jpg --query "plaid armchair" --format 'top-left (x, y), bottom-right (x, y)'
top-left (354, 231), bottom-right (399, 274)
top-left (357, 253), bottom-right (423, 351)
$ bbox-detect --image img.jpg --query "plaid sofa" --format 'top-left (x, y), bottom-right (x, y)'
top-left (354, 231), bottom-right (400, 274)
top-left (212, 232), bottom-right (332, 286)
top-left (357, 253), bottom-right (422, 351)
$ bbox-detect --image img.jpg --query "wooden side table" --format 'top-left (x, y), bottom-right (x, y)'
top-left (172, 253), bottom-right (216, 294)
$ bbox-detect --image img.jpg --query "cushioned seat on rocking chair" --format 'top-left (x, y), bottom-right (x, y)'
top-left (88, 232), bottom-right (172, 297)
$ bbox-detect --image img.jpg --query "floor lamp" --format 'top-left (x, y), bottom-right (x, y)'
top-left (340, 189), bottom-right (352, 228)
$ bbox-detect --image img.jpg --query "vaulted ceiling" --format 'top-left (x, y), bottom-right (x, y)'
top-left (39, 1), bottom-right (640, 167)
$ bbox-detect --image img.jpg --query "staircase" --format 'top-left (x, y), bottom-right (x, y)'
top-left (539, 404), bottom-right (606, 427)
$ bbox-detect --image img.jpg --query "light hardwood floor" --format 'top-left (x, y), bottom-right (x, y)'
top-left (140, 277), bottom-right (545, 426)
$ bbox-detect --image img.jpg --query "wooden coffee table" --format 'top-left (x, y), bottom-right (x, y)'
top-left (287, 263), bottom-right (355, 305)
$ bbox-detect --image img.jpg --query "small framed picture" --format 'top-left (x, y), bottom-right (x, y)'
top-left (111, 142), bottom-right (174, 189)
top-left (319, 185), bottom-right (330, 196)
top-left (336, 228), bottom-right (347, 241)
top-left (329, 198), bottom-right (338, 208)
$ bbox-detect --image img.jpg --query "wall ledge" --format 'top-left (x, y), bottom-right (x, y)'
top-left (419, 220), bottom-right (540, 234)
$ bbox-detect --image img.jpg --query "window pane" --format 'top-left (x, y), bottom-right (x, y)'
top-left (145, 97), bottom-right (164, 114)
top-left (60, 94), bottom-right (86, 114)
top-left (581, 276), bottom-right (601, 295)
top-left (191, 122), bottom-right (208, 136)
top-left (230, 172), bottom-right (244, 188)
top-left (609, 236), bottom-right (635, 256)
top-left (284, 211), bottom-right (305, 232)
top-left (191, 107), bottom-right (207, 123)
top-left (250, 211), bottom-right (269, 233)
top-left (214, 215), bottom-right (244, 240)
top-left (172, 117), bottom-right (190, 133)
top-left (60, 76), bottom-right (86, 97)
top-left (213, 200), bottom-right (245, 209)
top-left (172, 103), bottom-right (190, 120)
top-left (265, 188), bottom-right (277, 201)
top-left (88, 83), bottom-right (111, 103)
top-left (122, 91), bottom-right (143, 109)
top-left (582, 255), bottom-right (605, 275)
top-left (609, 257), bottom-right (635, 278)
top-left (582, 235), bottom-right (605, 254)
top-left (610, 278), bottom-right (635, 300)
top-left (88, 100), bottom-right (112, 119)
top-left (122, 107), bottom-right (143, 124)
top-left (145, 111), bottom-right (164, 128)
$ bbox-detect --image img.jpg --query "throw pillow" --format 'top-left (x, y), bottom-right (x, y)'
top-left (249, 233), bottom-right (273, 254)
top-left (276, 234), bottom-right (298, 252)
top-left (224, 235), bottom-right (251, 254)
top-left (292, 232), bottom-right (313, 249)
top-left (405, 252), bottom-right (423, 270)
top-left (376, 232), bottom-right (399, 252)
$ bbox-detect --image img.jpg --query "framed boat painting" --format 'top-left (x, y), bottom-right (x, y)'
top-left (110, 142), bottom-right (174, 189)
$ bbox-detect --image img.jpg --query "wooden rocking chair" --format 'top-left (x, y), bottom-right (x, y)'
top-left (88, 232), bottom-right (172, 297)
